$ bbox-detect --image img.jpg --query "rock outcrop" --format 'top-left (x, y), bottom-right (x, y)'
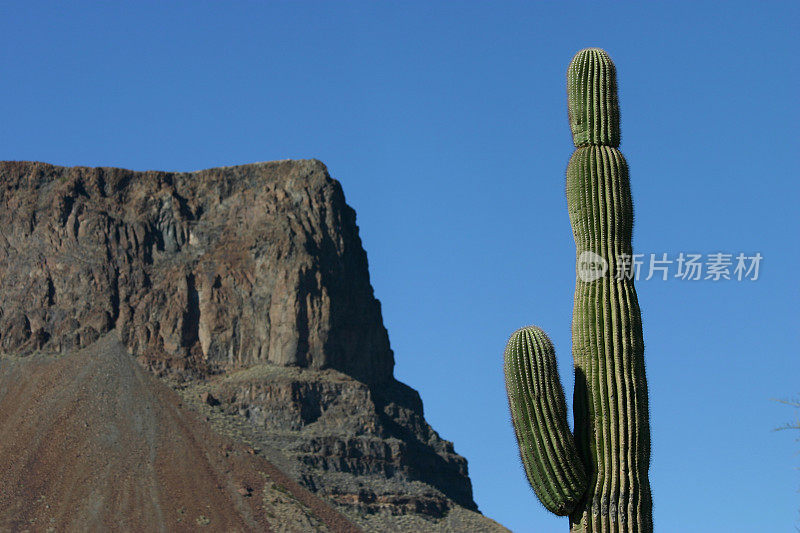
top-left (181, 364), bottom-right (477, 521)
top-left (0, 160), bottom-right (506, 531)
top-left (0, 159), bottom-right (392, 385)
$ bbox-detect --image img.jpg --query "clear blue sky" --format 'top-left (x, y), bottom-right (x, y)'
top-left (2, 2), bottom-right (798, 531)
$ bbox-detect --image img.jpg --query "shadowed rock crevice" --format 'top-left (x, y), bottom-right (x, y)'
top-left (181, 273), bottom-right (201, 349)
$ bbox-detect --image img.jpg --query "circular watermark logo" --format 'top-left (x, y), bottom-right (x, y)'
top-left (577, 251), bottom-right (608, 282)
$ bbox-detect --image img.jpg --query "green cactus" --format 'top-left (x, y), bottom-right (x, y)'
top-left (504, 48), bottom-right (652, 532)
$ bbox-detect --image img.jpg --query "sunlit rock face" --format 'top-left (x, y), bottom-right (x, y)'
top-left (0, 159), bottom-right (394, 385)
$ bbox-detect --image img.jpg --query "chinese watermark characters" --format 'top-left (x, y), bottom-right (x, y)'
top-left (577, 252), bottom-right (762, 283)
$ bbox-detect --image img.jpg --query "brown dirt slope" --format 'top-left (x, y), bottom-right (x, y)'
top-left (0, 331), bottom-right (360, 533)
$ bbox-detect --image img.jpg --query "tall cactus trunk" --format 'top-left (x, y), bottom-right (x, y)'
top-left (567, 147), bottom-right (652, 531)
top-left (566, 49), bottom-right (652, 532)
top-left (504, 49), bottom-right (652, 532)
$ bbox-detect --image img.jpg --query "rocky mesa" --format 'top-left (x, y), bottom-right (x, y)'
top-left (0, 159), bottom-right (507, 531)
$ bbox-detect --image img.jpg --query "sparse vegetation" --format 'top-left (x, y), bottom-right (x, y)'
top-left (774, 397), bottom-right (800, 530)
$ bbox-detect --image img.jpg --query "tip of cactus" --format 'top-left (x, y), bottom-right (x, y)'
top-left (568, 48), bottom-right (614, 74)
top-left (507, 325), bottom-right (552, 347)
top-left (567, 48), bottom-right (620, 147)
top-left (509, 324), bottom-right (544, 336)
top-left (572, 47), bottom-right (610, 57)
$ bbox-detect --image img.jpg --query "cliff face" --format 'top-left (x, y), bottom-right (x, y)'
top-left (0, 160), bottom-right (505, 531)
top-left (0, 160), bottom-right (392, 384)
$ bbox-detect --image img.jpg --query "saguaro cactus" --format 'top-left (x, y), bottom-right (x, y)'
top-left (504, 48), bottom-right (652, 532)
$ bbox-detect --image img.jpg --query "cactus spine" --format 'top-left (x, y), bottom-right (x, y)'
top-left (504, 49), bottom-right (652, 532)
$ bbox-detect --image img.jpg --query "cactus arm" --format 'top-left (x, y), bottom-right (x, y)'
top-left (504, 326), bottom-right (587, 516)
